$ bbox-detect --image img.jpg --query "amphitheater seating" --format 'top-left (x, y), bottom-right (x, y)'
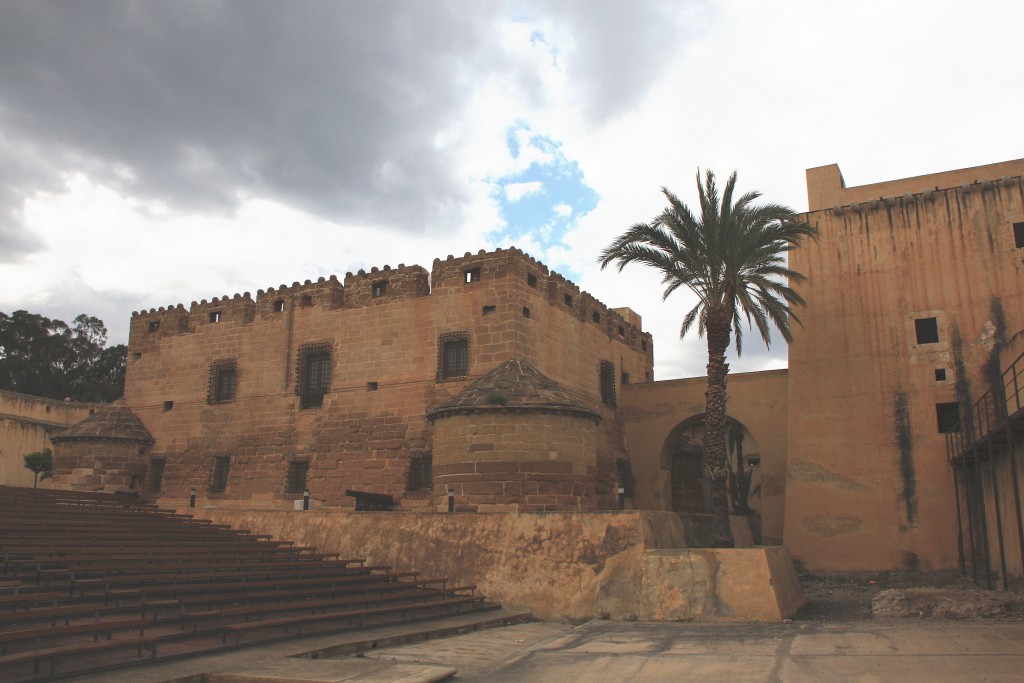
top-left (0, 485), bottom-right (496, 681)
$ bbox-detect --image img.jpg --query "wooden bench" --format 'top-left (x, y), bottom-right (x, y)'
top-left (224, 595), bottom-right (481, 645)
top-left (0, 601), bottom-right (107, 627)
top-left (0, 617), bottom-right (150, 655)
top-left (0, 635), bottom-right (158, 675)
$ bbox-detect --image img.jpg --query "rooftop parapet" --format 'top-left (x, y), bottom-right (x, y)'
top-left (343, 263), bottom-right (429, 307)
top-left (807, 159), bottom-right (1024, 213)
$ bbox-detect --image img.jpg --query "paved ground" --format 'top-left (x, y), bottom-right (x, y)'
top-left (68, 611), bottom-right (1024, 682)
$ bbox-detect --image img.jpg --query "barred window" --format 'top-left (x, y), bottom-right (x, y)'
top-left (600, 360), bottom-right (616, 407)
top-left (438, 332), bottom-right (469, 381)
top-left (146, 458), bottom-right (165, 493)
top-left (285, 460), bottom-right (309, 494)
top-left (209, 455), bottom-right (230, 493)
top-left (936, 402), bottom-right (961, 433)
top-left (208, 359), bottom-right (237, 404)
top-left (407, 454), bottom-right (433, 494)
top-left (297, 343), bottom-right (332, 408)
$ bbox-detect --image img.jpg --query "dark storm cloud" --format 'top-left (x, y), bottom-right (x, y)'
top-left (0, 0), bottom-right (509, 256)
top-left (0, 1), bottom-right (696, 262)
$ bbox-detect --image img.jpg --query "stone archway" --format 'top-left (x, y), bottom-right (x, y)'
top-left (661, 414), bottom-right (764, 521)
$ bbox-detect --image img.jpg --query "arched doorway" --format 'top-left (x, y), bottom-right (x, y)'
top-left (661, 414), bottom-right (764, 522)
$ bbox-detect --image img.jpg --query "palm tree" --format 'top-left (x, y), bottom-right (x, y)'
top-left (599, 170), bottom-right (816, 547)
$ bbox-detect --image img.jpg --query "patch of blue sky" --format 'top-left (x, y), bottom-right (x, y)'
top-left (490, 124), bottom-right (599, 278)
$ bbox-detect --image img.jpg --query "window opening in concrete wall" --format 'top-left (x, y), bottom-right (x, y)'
top-left (209, 311), bottom-right (221, 323)
top-left (936, 402), bottom-right (961, 433)
top-left (297, 343), bottom-right (332, 408)
top-left (407, 454), bottom-right (432, 494)
top-left (209, 455), bottom-right (230, 493)
top-left (616, 459), bottom-right (635, 497)
top-left (482, 305), bottom-right (496, 315)
top-left (915, 317), bottom-right (939, 344)
top-left (285, 460), bottom-right (309, 494)
top-left (438, 333), bottom-right (469, 381)
top-left (527, 273), bottom-right (538, 288)
top-left (464, 268), bottom-right (481, 283)
top-left (564, 294), bottom-right (573, 307)
top-left (148, 321), bottom-right (159, 333)
top-left (208, 359), bottom-right (237, 404)
top-left (522, 307), bottom-right (531, 318)
top-left (300, 295), bottom-right (313, 307)
top-left (1014, 222), bottom-right (1024, 248)
top-left (600, 360), bottom-right (616, 407)
top-left (372, 280), bottom-right (388, 297)
top-left (146, 458), bottom-right (165, 493)
top-left (163, 400), bottom-right (173, 411)
top-left (273, 299), bottom-right (285, 312)
top-left (935, 368), bottom-right (947, 382)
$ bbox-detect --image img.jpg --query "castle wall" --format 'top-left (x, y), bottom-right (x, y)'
top-left (785, 160), bottom-right (1024, 571)
top-left (619, 370), bottom-right (790, 544)
top-left (125, 248), bottom-right (652, 510)
top-left (432, 412), bottom-right (598, 512)
top-left (0, 391), bottom-right (95, 488)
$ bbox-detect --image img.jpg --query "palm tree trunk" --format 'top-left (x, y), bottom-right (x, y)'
top-left (705, 307), bottom-right (735, 548)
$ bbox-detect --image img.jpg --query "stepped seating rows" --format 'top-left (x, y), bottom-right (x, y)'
top-left (0, 485), bottom-right (496, 681)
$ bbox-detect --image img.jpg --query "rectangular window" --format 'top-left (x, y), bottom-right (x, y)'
top-left (914, 317), bottom-right (939, 344)
top-left (297, 343), bottom-right (332, 408)
top-left (1014, 222), bottom-right (1024, 248)
top-left (600, 360), bottom-right (617, 407)
top-left (407, 454), bottom-right (433, 493)
top-left (464, 268), bottom-right (481, 283)
top-left (592, 311), bottom-right (601, 323)
top-left (146, 458), bottom-right (165, 493)
top-left (527, 273), bottom-right (538, 288)
top-left (482, 305), bottom-right (496, 315)
top-left (209, 311), bottom-right (221, 323)
top-left (438, 332), bottom-right (469, 381)
top-left (936, 402), bottom-right (961, 433)
top-left (372, 280), bottom-right (388, 297)
top-left (148, 321), bottom-right (159, 333)
top-left (564, 294), bottom-right (573, 307)
top-left (273, 299), bottom-right (286, 312)
top-left (621, 371), bottom-right (630, 385)
top-left (209, 456), bottom-right (230, 493)
top-left (208, 359), bottom-right (237, 404)
top-left (934, 368), bottom-right (947, 382)
top-left (163, 400), bottom-right (173, 412)
top-left (522, 307), bottom-right (531, 318)
top-left (285, 460), bottom-right (309, 494)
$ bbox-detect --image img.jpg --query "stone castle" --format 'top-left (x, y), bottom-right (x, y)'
top-left (16, 157), bottom-right (1024, 585)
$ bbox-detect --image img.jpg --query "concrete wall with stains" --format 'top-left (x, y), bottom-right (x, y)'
top-left (785, 159), bottom-right (1024, 571)
top-left (619, 370), bottom-right (789, 544)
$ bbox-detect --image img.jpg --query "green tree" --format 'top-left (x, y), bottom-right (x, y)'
top-left (23, 447), bottom-right (53, 487)
top-left (599, 170), bottom-right (816, 547)
top-left (0, 310), bottom-right (126, 402)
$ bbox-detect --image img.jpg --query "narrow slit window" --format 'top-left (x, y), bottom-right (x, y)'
top-left (1014, 222), bottom-right (1024, 248)
top-left (464, 268), bottom-right (481, 284)
top-left (273, 299), bottom-right (286, 312)
top-left (209, 311), bottom-right (221, 323)
top-left (146, 458), bottom-right (165, 493)
top-left (600, 361), bottom-right (616, 407)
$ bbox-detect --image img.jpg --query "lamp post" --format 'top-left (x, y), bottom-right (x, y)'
top-left (189, 487), bottom-right (196, 508)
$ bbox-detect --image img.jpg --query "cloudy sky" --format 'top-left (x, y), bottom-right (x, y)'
top-left (1, 0), bottom-right (1021, 380)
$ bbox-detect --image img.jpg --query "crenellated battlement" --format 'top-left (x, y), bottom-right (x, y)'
top-left (128, 247), bottom-right (649, 347)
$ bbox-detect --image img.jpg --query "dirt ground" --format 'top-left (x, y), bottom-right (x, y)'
top-left (796, 571), bottom-right (1024, 623)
